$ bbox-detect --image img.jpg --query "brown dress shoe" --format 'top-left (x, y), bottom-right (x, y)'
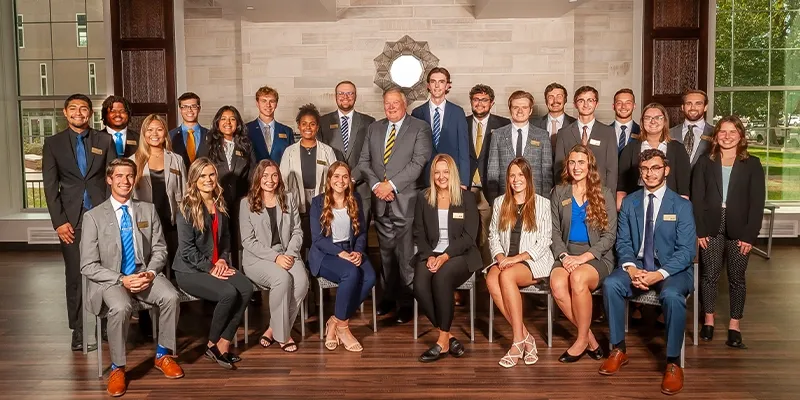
top-left (598, 348), bottom-right (629, 375)
top-left (106, 368), bottom-right (127, 397)
top-left (661, 363), bottom-right (684, 395)
top-left (154, 355), bottom-right (185, 379)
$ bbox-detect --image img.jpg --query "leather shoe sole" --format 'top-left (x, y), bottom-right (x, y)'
top-left (598, 358), bottom-right (628, 375)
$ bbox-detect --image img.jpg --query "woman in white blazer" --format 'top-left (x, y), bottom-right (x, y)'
top-left (485, 157), bottom-right (553, 369)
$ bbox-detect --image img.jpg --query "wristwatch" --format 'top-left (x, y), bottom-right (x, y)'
top-left (116, 275), bottom-right (124, 286)
top-left (558, 253), bottom-right (568, 262)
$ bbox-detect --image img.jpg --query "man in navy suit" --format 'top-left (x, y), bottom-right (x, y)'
top-left (411, 67), bottom-right (470, 187)
top-left (245, 86), bottom-right (295, 165)
top-left (169, 92), bottom-right (209, 170)
top-left (610, 88), bottom-right (640, 154)
top-left (600, 149), bottom-right (695, 396)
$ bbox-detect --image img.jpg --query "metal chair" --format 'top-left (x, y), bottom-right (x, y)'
top-left (413, 273), bottom-right (476, 341)
top-left (488, 280), bottom-right (554, 347)
top-left (317, 276), bottom-right (377, 338)
top-left (243, 284), bottom-right (307, 344)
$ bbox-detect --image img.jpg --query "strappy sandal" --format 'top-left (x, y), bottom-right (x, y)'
top-left (280, 341), bottom-right (298, 353)
top-left (522, 332), bottom-right (539, 365)
top-left (259, 335), bottom-right (276, 348)
top-left (335, 325), bottom-right (363, 352)
top-left (325, 317), bottom-right (338, 351)
top-left (499, 339), bottom-right (525, 368)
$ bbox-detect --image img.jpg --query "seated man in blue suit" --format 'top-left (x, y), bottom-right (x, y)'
top-left (169, 92), bottom-right (209, 170)
top-left (599, 148), bottom-right (695, 396)
top-left (245, 85), bottom-right (295, 165)
top-left (411, 67), bottom-right (470, 188)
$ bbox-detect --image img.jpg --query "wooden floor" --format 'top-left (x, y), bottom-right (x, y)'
top-left (1, 245), bottom-right (799, 400)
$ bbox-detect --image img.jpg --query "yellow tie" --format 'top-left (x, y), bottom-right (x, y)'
top-left (186, 129), bottom-right (196, 163)
top-left (383, 124), bottom-right (396, 179)
top-left (473, 122), bottom-right (483, 184)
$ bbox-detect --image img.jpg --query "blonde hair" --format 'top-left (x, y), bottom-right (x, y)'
top-left (180, 157), bottom-right (227, 232)
top-left (424, 154), bottom-right (462, 207)
top-left (134, 114), bottom-right (172, 187)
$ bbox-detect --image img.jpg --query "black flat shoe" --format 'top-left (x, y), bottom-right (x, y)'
top-left (395, 307), bottom-right (413, 324)
top-left (558, 349), bottom-right (585, 363)
top-left (204, 346), bottom-right (235, 370)
top-left (376, 300), bottom-right (395, 316)
top-left (71, 329), bottom-right (97, 352)
top-left (222, 352), bottom-right (242, 363)
top-left (418, 344), bottom-right (446, 363)
top-left (448, 337), bottom-right (465, 358)
top-left (700, 325), bottom-right (714, 341)
top-left (586, 345), bottom-right (604, 360)
top-left (725, 329), bottom-right (747, 349)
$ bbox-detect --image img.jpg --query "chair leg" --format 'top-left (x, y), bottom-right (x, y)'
top-left (624, 300), bottom-right (629, 333)
top-left (360, 302), bottom-right (364, 314)
top-left (319, 285), bottom-right (324, 340)
top-left (244, 306), bottom-right (249, 345)
top-left (681, 335), bottom-right (686, 368)
top-left (371, 286), bottom-right (377, 333)
top-left (489, 296), bottom-right (494, 343)
top-left (546, 294), bottom-right (553, 348)
top-left (300, 299), bottom-right (306, 338)
top-left (469, 286), bottom-right (475, 342)
top-left (413, 299), bottom-right (418, 340)
top-left (82, 276), bottom-right (89, 355)
top-left (150, 308), bottom-right (158, 349)
top-left (693, 293), bottom-right (699, 346)
top-left (96, 316), bottom-right (103, 378)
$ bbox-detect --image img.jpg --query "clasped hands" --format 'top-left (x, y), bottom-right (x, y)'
top-left (121, 271), bottom-right (155, 293)
top-left (627, 266), bottom-right (663, 290)
top-left (338, 251), bottom-right (363, 267)
top-left (373, 181), bottom-right (395, 202)
top-left (495, 254), bottom-right (524, 271)
top-left (210, 259), bottom-right (236, 280)
top-left (275, 254), bottom-right (296, 270)
top-left (426, 253), bottom-right (450, 273)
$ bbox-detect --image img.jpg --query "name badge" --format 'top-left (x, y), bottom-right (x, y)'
top-left (530, 140), bottom-right (541, 147)
top-left (235, 150), bottom-right (243, 157)
top-left (170, 168), bottom-right (181, 176)
top-left (630, 133), bottom-right (640, 140)
top-left (589, 139), bottom-right (601, 146)
top-left (126, 140), bottom-right (137, 145)
top-left (91, 147), bottom-right (103, 155)
top-left (316, 160), bottom-right (328, 166)
top-left (663, 214), bottom-right (677, 221)
top-left (278, 133), bottom-right (288, 139)
top-left (330, 124), bottom-right (339, 129)
top-left (561, 198), bottom-right (571, 206)
top-left (453, 212), bottom-right (464, 219)
top-left (700, 135), bottom-right (712, 142)
top-left (137, 221), bottom-right (149, 229)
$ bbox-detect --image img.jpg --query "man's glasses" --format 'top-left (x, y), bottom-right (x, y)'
top-left (180, 105), bottom-right (200, 111)
top-left (639, 165), bottom-right (665, 175)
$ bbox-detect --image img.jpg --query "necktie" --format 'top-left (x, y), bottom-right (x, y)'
top-left (120, 205), bottom-right (136, 276)
top-left (581, 125), bottom-right (589, 146)
top-left (341, 116), bottom-right (350, 154)
top-left (384, 124), bottom-right (396, 179)
top-left (473, 122), bottom-right (483, 184)
top-left (75, 134), bottom-right (92, 209)
top-left (643, 193), bottom-right (656, 272)
top-left (264, 124), bottom-right (273, 154)
top-left (114, 132), bottom-right (124, 157)
top-left (684, 125), bottom-right (695, 156)
top-left (618, 125), bottom-right (628, 153)
top-left (550, 119), bottom-right (558, 136)
top-left (515, 128), bottom-right (523, 157)
top-left (432, 107), bottom-right (441, 148)
top-left (186, 129), bottom-right (196, 163)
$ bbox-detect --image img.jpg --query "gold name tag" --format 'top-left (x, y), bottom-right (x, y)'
top-left (235, 150), bottom-right (243, 157)
top-left (630, 133), bottom-right (640, 140)
top-left (316, 160), bottom-right (328, 166)
top-left (137, 221), bottom-right (149, 228)
top-left (330, 124), bottom-right (338, 129)
top-left (561, 198), bottom-right (571, 206)
top-left (453, 212), bottom-right (464, 219)
top-left (91, 147), bottom-right (103, 155)
top-left (589, 139), bottom-right (601, 146)
top-left (126, 140), bottom-right (137, 145)
top-left (663, 214), bottom-right (677, 221)
top-left (170, 168), bottom-right (181, 176)
top-left (700, 135), bottom-right (712, 142)
top-left (278, 133), bottom-right (288, 139)
top-left (530, 140), bottom-right (540, 147)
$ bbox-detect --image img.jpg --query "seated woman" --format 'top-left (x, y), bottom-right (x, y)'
top-left (549, 144), bottom-right (616, 363)
top-left (240, 159), bottom-right (309, 353)
top-left (485, 157), bottom-right (553, 368)
top-left (309, 161), bottom-right (376, 352)
top-left (412, 154), bottom-right (482, 363)
top-left (173, 157), bottom-right (254, 370)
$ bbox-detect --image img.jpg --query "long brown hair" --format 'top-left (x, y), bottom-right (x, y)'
top-left (499, 157), bottom-right (537, 232)
top-left (319, 161), bottom-right (360, 237)
top-left (710, 115), bottom-right (750, 161)
top-left (133, 114), bottom-right (172, 187)
top-left (559, 144), bottom-right (608, 231)
top-left (247, 159), bottom-right (287, 214)
top-left (638, 103), bottom-right (672, 142)
top-left (180, 157), bottom-right (227, 232)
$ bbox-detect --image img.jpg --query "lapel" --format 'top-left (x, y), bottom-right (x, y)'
top-left (570, 123), bottom-right (582, 144)
top-left (562, 185), bottom-right (573, 238)
top-left (632, 192), bottom-right (644, 243)
top-left (523, 122), bottom-right (541, 155)
top-left (315, 146), bottom-right (327, 192)
top-left (712, 157), bottom-right (723, 198)
top-left (104, 200), bottom-right (123, 253)
top-left (61, 131), bottom-right (85, 177)
top-left (421, 102), bottom-right (432, 125)
top-left (727, 158), bottom-right (743, 200)
top-left (654, 189), bottom-right (672, 233)
top-left (131, 200), bottom-right (146, 259)
top-left (467, 117), bottom-right (476, 157)
top-left (386, 118), bottom-right (411, 166)
top-left (85, 130), bottom-right (99, 174)
top-left (502, 125), bottom-right (515, 156)
top-left (346, 113), bottom-right (360, 160)
top-left (250, 121), bottom-right (267, 155)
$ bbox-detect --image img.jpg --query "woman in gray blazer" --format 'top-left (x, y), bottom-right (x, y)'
top-left (550, 144), bottom-right (616, 363)
top-left (240, 159), bottom-right (309, 352)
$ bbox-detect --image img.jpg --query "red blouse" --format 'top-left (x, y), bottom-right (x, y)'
top-left (211, 209), bottom-right (219, 264)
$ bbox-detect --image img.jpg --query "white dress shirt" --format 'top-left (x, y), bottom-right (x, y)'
top-left (622, 184), bottom-right (670, 279)
top-left (373, 116), bottom-right (406, 193)
top-left (109, 196), bottom-right (142, 265)
top-left (547, 114), bottom-right (566, 136)
top-left (577, 119), bottom-right (596, 141)
top-left (682, 119), bottom-right (706, 160)
top-left (337, 110), bottom-right (354, 137)
top-left (511, 122), bottom-right (530, 156)
top-left (223, 139), bottom-right (235, 169)
top-left (432, 209), bottom-right (450, 253)
top-left (429, 99), bottom-right (446, 126)
top-left (106, 126), bottom-right (128, 153)
top-left (614, 120), bottom-right (634, 144)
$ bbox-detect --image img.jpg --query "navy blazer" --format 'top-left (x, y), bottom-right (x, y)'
top-left (246, 119), bottom-right (295, 165)
top-left (411, 100), bottom-right (470, 186)
top-left (609, 121), bottom-right (641, 153)
top-left (169, 125), bottom-right (209, 170)
top-left (308, 193), bottom-right (367, 276)
top-left (616, 187), bottom-right (696, 277)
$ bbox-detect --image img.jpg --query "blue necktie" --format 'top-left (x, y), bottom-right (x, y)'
top-left (432, 107), bottom-right (441, 148)
top-left (120, 205), bottom-right (136, 275)
top-left (341, 116), bottom-right (350, 153)
top-left (114, 132), bottom-right (124, 157)
top-left (75, 134), bottom-right (92, 209)
top-left (643, 193), bottom-right (656, 272)
top-left (618, 125), bottom-right (627, 153)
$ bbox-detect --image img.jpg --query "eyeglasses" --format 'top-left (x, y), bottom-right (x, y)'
top-left (180, 105), bottom-right (201, 111)
top-left (639, 165), bottom-right (665, 175)
top-left (336, 91), bottom-right (355, 97)
top-left (643, 115), bottom-right (665, 122)
top-left (575, 98), bottom-right (597, 105)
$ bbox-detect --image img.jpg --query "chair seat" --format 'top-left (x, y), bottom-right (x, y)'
top-left (456, 274), bottom-right (476, 290)
top-left (317, 277), bottom-right (339, 289)
top-left (630, 290), bottom-right (660, 306)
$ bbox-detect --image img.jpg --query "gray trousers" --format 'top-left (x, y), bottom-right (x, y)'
top-left (244, 259), bottom-right (309, 342)
top-left (374, 197), bottom-right (415, 306)
top-left (101, 275), bottom-right (179, 367)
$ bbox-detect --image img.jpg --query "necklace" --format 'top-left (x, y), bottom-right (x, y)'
top-left (303, 144), bottom-right (316, 155)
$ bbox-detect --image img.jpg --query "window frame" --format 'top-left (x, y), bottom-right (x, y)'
top-left (38, 63), bottom-right (47, 96)
top-left (88, 62), bottom-right (97, 95)
top-left (76, 13), bottom-right (88, 48)
top-left (16, 14), bottom-right (23, 49)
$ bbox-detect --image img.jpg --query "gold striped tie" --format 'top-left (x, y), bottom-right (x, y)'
top-left (384, 123), bottom-right (396, 165)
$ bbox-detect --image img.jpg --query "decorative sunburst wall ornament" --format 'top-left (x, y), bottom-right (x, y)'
top-left (373, 35), bottom-right (440, 104)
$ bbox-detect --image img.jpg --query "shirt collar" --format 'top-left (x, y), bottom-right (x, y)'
top-left (109, 196), bottom-right (132, 213)
top-left (70, 127), bottom-right (89, 138)
top-left (107, 126), bottom-right (127, 135)
top-left (578, 119), bottom-right (596, 132)
top-left (683, 119), bottom-right (706, 130)
top-left (548, 114), bottom-right (565, 124)
top-left (511, 121), bottom-right (529, 131)
top-left (473, 114), bottom-right (489, 125)
top-left (258, 118), bottom-right (275, 132)
top-left (616, 120), bottom-right (633, 130)
top-left (181, 123), bottom-right (198, 133)
top-left (429, 99), bottom-right (446, 114)
top-left (645, 183), bottom-right (668, 201)
top-left (338, 109), bottom-right (354, 121)
top-left (388, 116), bottom-right (405, 131)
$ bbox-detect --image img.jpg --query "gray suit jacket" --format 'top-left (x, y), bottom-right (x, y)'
top-left (358, 115), bottom-right (433, 218)
top-left (318, 110), bottom-right (376, 183)
top-left (486, 122), bottom-right (553, 203)
top-left (550, 184), bottom-right (616, 272)
top-left (671, 122), bottom-right (714, 166)
top-left (80, 198), bottom-right (168, 314)
top-left (554, 121), bottom-right (618, 192)
top-left (239, 193), bottom-right (303, 268)
top-left (130, 150), bottom-right (187, 225)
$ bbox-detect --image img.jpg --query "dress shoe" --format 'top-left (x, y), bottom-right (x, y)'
top-left (558, 349), bottom-right (585, 363)
top-left (726, 329), bottom-right (747, 349)
top-left (71, 329), bottom-right (97, 352)
top-left (598, 349), bottom-right (628, 375)
top-left (586, 345), bottom-right (604, 360)
top-left (154, 355), bottom-right (185, 379)
top-left (106, 367), bottom-right (127, 397)
top-left (222, 352), bottom-right (242, 363)
top-left (453, 291), bottom-right (464, 307)
top-left (204, 346), bottom-right (235, 370)
top-left (395, 307), bottom-right (413, 324)
top-left (700, 325), bottom-right (714, 341)
top-left (418, 344), bottom-right (445, 363)
top-left (661, 363), bottom-right (684, 395)
top-left (376, 300), bottom-right (395, 316)
top-left (448, 337), bottom-right (465, 357)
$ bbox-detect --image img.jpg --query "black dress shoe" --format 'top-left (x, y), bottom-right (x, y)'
top-left (395, 307), bottom-right (413, 324)
top-left (586, 345), bottom-right (604, 360)
top-left (71, 329), bottom-right (97, 352)
top-left (222, 352), bottom-right (242, 363)
top-left (700, 325), bottom-right (714, 341)
top-left (448, 337), bottom-right (465, 358)
top-left (726, 329), bottom-right (747, 349)
top-left (204, 346), bottom-right (235, 370)
top-left (376, 300), bottom-right (396, 316)
top-left (418, 344), bottom-right (445, 363)
top-left (558, 349), bottom-right (585, 363)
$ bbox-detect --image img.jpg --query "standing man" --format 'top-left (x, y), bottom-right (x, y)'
top-left (169, 92), bottom-right (209, 170)
top-left (81, 158), bottom-right (184, 397)
top-left (486, 90), bottom-right (552, 203)
top-left (318, 81), bottom-right (376, 223)
top-left (411, 67), bottom-right (470, 186)
top-left (671, 89), bottom-right (713, 167)
top-left (101, 95), bottom-right (139, 158)
top-left (610, 88), bottom-right (640, 154)
top-left (246, 86), bottom-right (295, 165)
top-left (358, 88), bottom-right (432, 324)
top-left (554, 86), bottom-right (618, 191)
top-left (531, 82), bottom-right (577, 155)
top-left (42, 94), bottom-right (116, 351)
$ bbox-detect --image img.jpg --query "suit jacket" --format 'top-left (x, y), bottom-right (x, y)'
top-left (104, 128), bottom-right (140, 158)
top-left (609, 121), bottom-right (640, 153)
top-left (412, 189), bottom-right (482, 273)
top-left (691, 155), bottom-right (765, 244)
top-left (239, 193), bottom-right (304, 268)
top-left (486, 123), bottom-right (553, 203)
top-left (202, 141), bottom-right (256, 215)
top-left (130, 150), bottom-right (187, 225)
top-left (80, 199), bottom-right (168, 314)
top-left (169, 125), bottom-right (209, 170)
top-left (246, 119), bottom-right (295, 165)
top-left (42, 128), bottom-right (117, 229)
top-left (617, 140), bottom-right (691, 197)
top-left (279, 141), bottom-right (339, 213)
top-left (671, 123), bottom-right (714, 166)
top-left (467, 114), bottom-right (510, 192)
top-left (318, 110), bottom-right (376, 182)
top-left (550, 184), bottom-right (617, 271)
top-left (173, 206), bottom-right (231, 274)
top-left (488, 194), bottom-right (554, 278)
top-left (411, 100), bottom-right (471, 185)
top-left (358, 115), bottom-right (433, 218)
top-left (616, 187), bottom-right (696, 277)
top-left (308, 193), bottom-right (367, 276)
top-left (531, 113), bottom-right (577, 132)
top-left (554, 121), bottom-right (618, 192)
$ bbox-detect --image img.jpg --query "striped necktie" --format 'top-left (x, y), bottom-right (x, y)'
top-left (341, 115), bottom-right (350, 153)
top-left (432, 107), bottom-right (441, 148)
top-left (119, 205), bottom-right (136, 275)
top-left (383, 123), bottom-right (396, 179)
top-left (618, 125), bottom-right (627, 152)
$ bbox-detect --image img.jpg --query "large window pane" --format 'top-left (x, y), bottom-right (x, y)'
top-left (732, 50), bottom-right (769, 86)
top-left (771, 11), bottom-right (800, 49)
top-left (732, 12), bottom-right (769, 49)
top-left (716, 50), bottom-right (732, 87)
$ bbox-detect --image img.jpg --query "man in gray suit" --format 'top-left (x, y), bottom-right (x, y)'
top-left (486, 90), bottom-right (552, 203)
top-left (358, 88), bottom-right (432, 323)
top-left (318, 80), bottom-right (376, 222)
top-left (554, 86), bottom-right (618, 192)
top-left (532, 82), bottom-right (578, 155)
top-left (671, 89), bottom-right (713, 167)
top-left (80, 158), bottom-right (183, 397)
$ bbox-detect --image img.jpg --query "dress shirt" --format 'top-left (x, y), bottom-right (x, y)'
top-left (510, 122), bottom-right (530, 156)
top-left (372, 116), bottom-right (406, 193)
top-left (257, 118), bottom-right (276, 152)
top-left (682, 119), bottom-right (707, 160)
top-left (106, 126), bottom-right (128, 154)
top-left (614, 120), bottom-right (634, 143)
top-left (181, 123), bottom-right (201, 152)
top-left (622, 184), bottom-right (670, 279)
top-left (223, 139), bottom-right (235, 169)
top-left (547, 114), bottom-right (566, 136)
top-left (429, 99), bottom-right (446, 125)
top-left (109, 196), bottom-right (142, 265)
top-left (577, 119), bottom-right (597, 141)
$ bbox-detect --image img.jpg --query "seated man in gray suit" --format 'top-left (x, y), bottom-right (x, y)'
top-left (80, 158), bottom-right (183, 397)
top-left (670, 89), bottom-right (713, 167)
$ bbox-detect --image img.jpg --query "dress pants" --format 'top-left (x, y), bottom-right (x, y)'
top-left (60, 227), bottom-right (83, 331)
top-left (317, 242), bottom-right (376, 320)
top-left (175, 270), bottom-right (254, 343)
top-left (243, 258), bottom-right (309, 343)
top-left (701, 209), bottom-right (750, 320)
top-left (471, 187), bottom-right (493, 266)
top-left (101, 274), bottom-right (179, 367)
top-left (602, 267), bottom-right (693, 358)
top-left (374, 197), bottom-right (415, 307)
top-left (413, 255), bottom-right (472, 331)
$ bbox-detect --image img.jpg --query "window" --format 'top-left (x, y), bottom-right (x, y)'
top-left (88, 62), bottom-right (97, 95)
top-left (16, 14), bottom-right (23, 48)
top-left (39, 63), bottom-right (47, 95)
top-left (76, 13), bottom-right (87, 47)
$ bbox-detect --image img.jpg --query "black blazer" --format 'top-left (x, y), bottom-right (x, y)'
top-left (412, 189), bottom-right (482, 273)
top-left (173, 206), bottom-right (231, 274)
top-left (691, 154), bottom-right (765, 244)
top-left (105, 128), bottom-right (139, 157)
top-left (200, 141), bottom-right (256, 213)
top-left (617, 139), bottom-right (691, 197)
top-left (466, 114), bottom-right (510, 192)
top-left (42, 128), bottom-right (116, 229)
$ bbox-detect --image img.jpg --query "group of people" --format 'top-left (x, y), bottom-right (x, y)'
top-left (42, 67), bottom-right (766, 397)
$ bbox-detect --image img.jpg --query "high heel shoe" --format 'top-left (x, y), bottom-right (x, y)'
top-left (522, 333), bottom-right (538, 365)
top-left (499, 339), bottom-right (525, 368)
top-left (324, 317), bottom-right (338, 351)
top-left (335, 325), bottom-right (363, 352)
